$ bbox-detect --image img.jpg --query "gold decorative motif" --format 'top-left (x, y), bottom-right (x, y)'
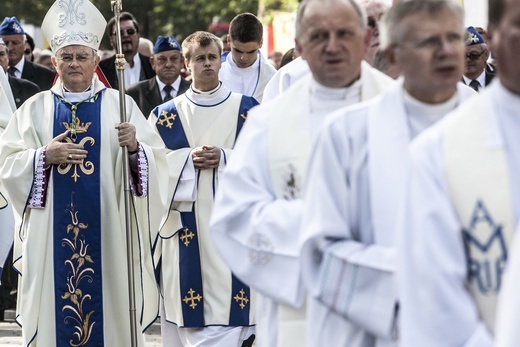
top-left (61, 195), bottom-right (96, 346)
top-left (180, 227), bottom-right (195, 247)
top-left (183, 288), bottom-right (202, 309)
top-left (240, 113), bottom-right (247, 122)
top-left (158, 110), bottom-right (176, 129)
top-left (234, 289), bottom-right (249, 309)
top-left (58, 137), bottom-right (95, 183)
top-left (62, 116), bottom-right (92, 134)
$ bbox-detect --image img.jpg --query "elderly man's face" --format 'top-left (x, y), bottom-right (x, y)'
top-left (489, 0), bottom-right (520, 94)
top-left (296, 0), bottom-right (368, 88)
top-left (0, 45), bottom-right (8, 73)
top-left (0, 34), bottom-right (25, 66)
top-left (109, 19), bottom-right (139, 58)
top-left (464, 45), bottom-right (489, 80)
top-left (52, 45), bottom-right (99, 92)
top-left (391, 8), bottom-right (464, 103)
top-left (364, 1), bottom-right (387, 65)
top-left (151, 50), bottom-right (183, 85)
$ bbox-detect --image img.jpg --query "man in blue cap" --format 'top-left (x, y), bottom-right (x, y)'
top-left (463, 26), bottom-right (495, 92)
top-left (127, 35), bottom-right (191, 118)
top-left (0, 16), bottom-right (55, 90)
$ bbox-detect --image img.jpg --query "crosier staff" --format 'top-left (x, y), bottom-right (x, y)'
top-left (110, 0), bottom-right (138, 346)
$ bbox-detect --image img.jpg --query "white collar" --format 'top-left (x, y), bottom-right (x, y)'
top-left (185, 82), bottom-right (231, 106)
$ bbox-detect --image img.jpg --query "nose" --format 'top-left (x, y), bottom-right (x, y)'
top-left (325, 34), bottom-right (340, 53)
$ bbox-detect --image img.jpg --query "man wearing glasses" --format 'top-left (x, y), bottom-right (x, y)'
top-left (462, 26), bottom-right (495, 92)
top-left (99, 11), bottom-right (155, 89)
top-left (0, 17), bottom-right (56, 90)
top-left (0, 0), bottom-right (169, 345)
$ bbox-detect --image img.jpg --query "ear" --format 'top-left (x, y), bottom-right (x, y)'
top-left (184, 57), bottom-right (191, 73)
top-left (294, 38), bottom-right (303, 59)
top-left (258, 38), bottom-right (263, 49)
top-left (51, 56), bottom-right (58, 70)
top-left (382, 46), bottom-right (396, 67)
top-left (487, 24), bottom-right (498, 55)
top-left (363, 27), bottom-right (372, 52)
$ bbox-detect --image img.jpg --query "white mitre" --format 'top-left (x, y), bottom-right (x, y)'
top-left (42, 0), bottom-right (107, 53)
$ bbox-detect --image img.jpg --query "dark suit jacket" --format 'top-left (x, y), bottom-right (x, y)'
top-left (98, 53), bottom-right (155, 90)
top-left (8, 75), bottom-right (40, 109)
top-left (126, 77), bottom-right (191, 118)
top-left (463, 70), bottom-right (495, 90)
top-left (20, 60), bottom-right (55, 91)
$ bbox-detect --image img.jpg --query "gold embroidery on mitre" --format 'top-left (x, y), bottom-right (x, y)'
top-left (234, 289), bottom-right (249, 309)
top-left (61, 194), bottom-right (96, 346)
top-left (183, 288), bottom-right (203, 309)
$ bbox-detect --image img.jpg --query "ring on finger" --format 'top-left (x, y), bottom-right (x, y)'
top-left (67, 154), bottom-right (72, 160)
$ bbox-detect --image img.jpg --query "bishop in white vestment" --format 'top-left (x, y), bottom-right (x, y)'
top-left (0, 1), bottom-right (169, 345)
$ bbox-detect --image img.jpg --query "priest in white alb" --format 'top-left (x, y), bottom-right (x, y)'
top-left (210, 0), bottom-right (394, 346)
top-left (149, 31), bottom-right (258, 346)
top-left (0, 0), bottom-right (169, 345)
top-left (299, 1), bottom-right (476, 346)
top-left (399, 0), bottom-right (520, 345)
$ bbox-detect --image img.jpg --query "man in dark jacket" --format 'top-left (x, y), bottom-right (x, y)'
top-left (127, 35), bottom-right (190, 118)
top-left (99, 12), bottom-right (155, 90)
top-left (0, 17), bottom-right (55, 91)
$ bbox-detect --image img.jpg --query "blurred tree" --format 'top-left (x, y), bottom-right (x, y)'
top-left (2, 0), bottom-right (259, 49)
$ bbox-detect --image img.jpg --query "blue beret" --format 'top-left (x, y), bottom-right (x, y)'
top-left (153, 35), bottom-right (181, 54)
top-left (465, 26), bottom-right (485, 46)
top-left (0, 17), bottom-right (25, 35)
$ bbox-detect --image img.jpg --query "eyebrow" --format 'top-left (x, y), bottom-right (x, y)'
top-left (232, 47), bottom-right (258, 54)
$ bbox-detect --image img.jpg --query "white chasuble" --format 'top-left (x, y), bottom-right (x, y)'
top-left (0, 77), bottom-right (168, 346)
top-left (444, 92), bottom-right (514, 334)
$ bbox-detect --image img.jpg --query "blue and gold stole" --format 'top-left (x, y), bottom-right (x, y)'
top-left (52, 93), bottom-right (103, 346)
top-left (155, 95), bottom-right (256, 327)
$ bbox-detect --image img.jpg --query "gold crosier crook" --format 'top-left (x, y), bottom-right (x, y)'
top-left (110, 1), bottom-right (138, 346)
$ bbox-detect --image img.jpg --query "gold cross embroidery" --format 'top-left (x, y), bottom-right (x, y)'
top-left (158, 110), bottom-right (176, 129)
top-left (234, 289), bottom-right (249, 309)
top-left (183, 288), bottom-right (203, 309)
top-left (180, 227), bottom-right (195, 247)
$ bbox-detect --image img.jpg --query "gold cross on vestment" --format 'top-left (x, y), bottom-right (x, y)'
top-left (180, 227), bottom-right (195, 247)
top-left (158, 110), bottom-right (176, 129)
top-left (183, 288), bottom-right (202, 309)
top-left (234, 289), bottom-right (249, 309)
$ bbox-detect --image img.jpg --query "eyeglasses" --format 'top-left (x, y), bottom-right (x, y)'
top-left (465, 50), bottom-right (486, 61)
top-left (111, 28), bottom-right (137, 37)
top-left (396, 33), bottom-right (463, 51)
top-left (57, 53), bottom-right (94, 64)
top-left (24, 48), bottom-right (31, 55)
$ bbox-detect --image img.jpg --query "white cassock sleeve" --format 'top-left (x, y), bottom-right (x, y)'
top-left (398, 129), bottom-right (493, 347)
top-left (299, 115), bottom-right (397, 339)
top-left (210, 107), bottom-right (305, 308)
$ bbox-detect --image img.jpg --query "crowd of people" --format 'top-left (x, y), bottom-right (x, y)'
top-left (0, 0), bottom-right (518, 346)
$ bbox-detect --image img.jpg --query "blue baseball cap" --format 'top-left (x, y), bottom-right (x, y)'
top-left (0, 17), bottom-right (25, 35)
top-left (153, 35), bottom-right (181, 54)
